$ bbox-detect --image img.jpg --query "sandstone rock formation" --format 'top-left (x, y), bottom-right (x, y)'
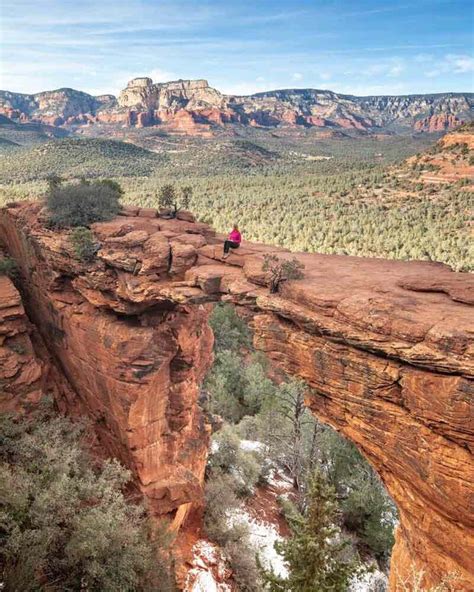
top-left (0, 202), bottom-right (473, 590)
top-left (0, 275), bottom-right (45, 411)
top-left (414, 113), bottom-right (465, 132)
top-left (1, 80), bottom-right (472, 135)
top-left (406, 122), bottom-right (474, 185)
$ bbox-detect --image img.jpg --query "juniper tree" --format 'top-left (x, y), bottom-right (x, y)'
top-left (181, 185), bottom-right (193, 210)
top-left (261, 470), bottom-right (362, 592)
top-left (158, 184), bottom-right (177, 212)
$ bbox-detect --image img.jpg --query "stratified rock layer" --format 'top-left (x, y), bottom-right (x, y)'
top-left (1, 80), bottom-right (472, 134)
top-left (0, 202), bottom-right (473, 589)
top-left (0, 275), bottom-right (45, 410)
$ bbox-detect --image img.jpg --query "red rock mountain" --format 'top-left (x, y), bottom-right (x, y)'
top-left (0, 202), bottom-right (473, 590)
top-left (0, 78), bottom-right (472, 135)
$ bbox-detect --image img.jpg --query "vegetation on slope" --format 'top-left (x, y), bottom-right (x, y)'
top-left (203, 304), bottom-right (397, 591)
top-left (0, 138), bottom-right (163, 181)
top-left (0, 403), bottom-right (175, 591)
top-left (0, 117), bottom-right (69, 147)
top-left (0, 131), bottom-right (471, 271)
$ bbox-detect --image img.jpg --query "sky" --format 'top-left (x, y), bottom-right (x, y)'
top-left (1, 0), bottom-right (473, 97)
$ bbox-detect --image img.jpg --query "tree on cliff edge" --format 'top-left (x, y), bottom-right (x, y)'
top-left (261, 470), bottom-right (362, 591)
top-left (262, 254), bottom-right (304, 293)
top-left (158, 184), bottom-right (193, 217)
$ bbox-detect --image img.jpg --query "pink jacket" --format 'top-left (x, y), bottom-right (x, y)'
top-left (229, 230), bottom-right (242, 244)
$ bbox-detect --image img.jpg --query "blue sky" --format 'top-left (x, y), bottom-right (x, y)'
top-left (1, 0), bottom-right (473, 96)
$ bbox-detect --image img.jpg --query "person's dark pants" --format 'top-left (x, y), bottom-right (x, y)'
top-left (224, 240), bottom-right (240, 254)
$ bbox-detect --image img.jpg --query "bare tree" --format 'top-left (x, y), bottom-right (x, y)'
top-left (262, 254), bottom-right (304, 293)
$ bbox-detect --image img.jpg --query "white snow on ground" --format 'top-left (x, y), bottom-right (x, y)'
top-left (266, 467), bottom-right (294, 490)
top-left (349, 567), bottom-right (389, 592)
top-left (239, 439), bottom-right (265, 452)
top-left (227, 507), bottom-right (289, 579)
top-left (185, 541), bottom-right (232, 592)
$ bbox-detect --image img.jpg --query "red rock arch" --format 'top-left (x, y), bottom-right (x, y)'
top-left (1, 202), bottom-right (472, 590)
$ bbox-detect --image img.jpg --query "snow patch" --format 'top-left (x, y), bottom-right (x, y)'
top-left (349, 567), bottom-right (388, 592)
top-left (227, 507), bottom-right (288, 578)
top-left (184, 540), bottom-right (232, 592)
top-left (240, 439), bottom-right (265, 452)
top-left (266, 467), bottom-right (294, 490)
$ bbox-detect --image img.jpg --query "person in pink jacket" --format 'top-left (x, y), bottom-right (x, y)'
top-left (223, 224), bottom-right (242, 258)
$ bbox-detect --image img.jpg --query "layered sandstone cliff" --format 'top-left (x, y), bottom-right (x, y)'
top-left (1, 80), bottom-right (472, 134)
top-left (0, 202), bottom-right (473, 589)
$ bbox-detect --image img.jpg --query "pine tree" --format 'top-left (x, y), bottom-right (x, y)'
top-left (262, 470), bottom-right (361, 592)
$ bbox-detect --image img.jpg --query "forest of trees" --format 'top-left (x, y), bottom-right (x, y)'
top-left (1, 138), bottom-right (471, 271)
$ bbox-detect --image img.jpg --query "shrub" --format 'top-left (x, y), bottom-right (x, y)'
top-left (46, 173), bottom-right (63, 192)
top-left (226, 540), bottom-right (261, 592)
top-left (46, 179), bottom-right (121, 227)
top-left (0, 407), bottom-right (175, 591)
top-left (203, 471), bottom-right (262, 592)
top-left (0, 257), bottom-right (18, 278)
top-left (208, 426), bottom-right (263, 496)
top-left (209, 425), bottom-right (240, 472)
top-left (180, 185), bottom-right (193, 210)
top-left (262, 254), bottom-right (305, 293)
top-left (203, 471), bottom-right (240, 544)
top-left (70, 227), bottom-right (99, 262)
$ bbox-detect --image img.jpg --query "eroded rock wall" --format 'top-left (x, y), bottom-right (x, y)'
top-left (252, 313), bottom-right (473, 588)
top-left (0, 205), bottom-right (214, 529)
top-left (0, 275), bottom-right (45, 411)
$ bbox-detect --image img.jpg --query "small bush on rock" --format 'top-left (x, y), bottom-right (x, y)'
top-left (46, 179), bottom-right (122, 227)
top-left (0, 257), bottom-right (18, 278)
top-left (262, 254), bottom-right (305, 293)
top-left (70, 227), bottom-right (99, 262)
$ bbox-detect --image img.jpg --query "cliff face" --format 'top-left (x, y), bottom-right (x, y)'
top-left (1, 79), bottom-right (472, 134)
top-left (0, 206), bottom-right (215, 531)
top-left (0, 275), bottom-right (45, 411)
top-left (0, 202), bottom-right (473, 590)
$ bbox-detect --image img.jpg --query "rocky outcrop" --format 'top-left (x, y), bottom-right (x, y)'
top-left (414, 113), bottom-right (465, 132)
top-left (405, 122), bottom-right (474, 184)
top-left (0, 275), bottom-right (45, 411)
top-left (1, 80), bottom-right (472, 134)
top-left (0, 202), bottom-right (473, 589)
top-left (0, 206), bottom-right (215, 532)
top-left (0, 88), bottom-right (117, 127)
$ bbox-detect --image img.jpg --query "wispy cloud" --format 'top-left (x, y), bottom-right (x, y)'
top-left (425, 53), bottom-right (474, 78)
top-left (1, 0), bottom-right (472, 95)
